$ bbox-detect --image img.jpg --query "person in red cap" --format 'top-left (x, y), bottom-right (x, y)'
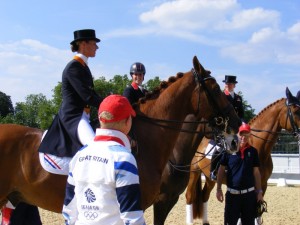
top-left (62, 95), bottom-right (146, 225)
top-left (216, 123), bottom-right (264, 225)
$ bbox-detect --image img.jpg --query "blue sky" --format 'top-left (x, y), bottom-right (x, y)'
top-left (0, 0), bottom-right (299, 114)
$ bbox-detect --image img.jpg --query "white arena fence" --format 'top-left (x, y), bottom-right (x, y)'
top-left (269, 131), bottom-right (300, 186)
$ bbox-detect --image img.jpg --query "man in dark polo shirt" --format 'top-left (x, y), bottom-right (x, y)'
top-left (216, 123), bottom-right (264, 225)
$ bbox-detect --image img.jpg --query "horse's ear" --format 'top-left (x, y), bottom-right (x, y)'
top-left (193, 56), bottom-right (201, 72)
top-left (286, 87), bottom-right (300, 107)
top-left (193, 56), bottom-right (211, 79)
top-left (286, 87), bottom-right (292, 99)
top-left (193, 56), bottom-right (207, 75)
top-left (297, 91), bottom-right (300, 100)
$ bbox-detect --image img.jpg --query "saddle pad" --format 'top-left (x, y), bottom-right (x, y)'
top-left (39, 152), bottom-right (70, 175)
top-left (204, 140), bottom-right (221, 159)
top-left (39, 130), bottom-right (70, 175)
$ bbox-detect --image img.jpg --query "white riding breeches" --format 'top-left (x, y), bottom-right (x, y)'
top-left (77, 111), bottom-right (95, 145)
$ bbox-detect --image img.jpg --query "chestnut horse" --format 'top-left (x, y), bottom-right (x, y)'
top-left (0, 56), bottom-right (240, 214)
top-left (185, 87), bottom-right (300, 225)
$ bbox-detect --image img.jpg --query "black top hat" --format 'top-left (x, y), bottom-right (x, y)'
top-left (70, 29), bottom-right (101, 45)
top-left (223, 75), bottom-right (238, 84)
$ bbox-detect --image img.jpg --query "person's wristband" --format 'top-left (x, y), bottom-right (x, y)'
top-left (256, 189), bottom-right (263, 193)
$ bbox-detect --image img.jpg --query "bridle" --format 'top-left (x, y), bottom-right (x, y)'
top-left (250, 101), bottom-right (300, 142)
top-left (285, 100), bottom-right (300, 137)
top-left (192, 68), bottom-right (233, 132)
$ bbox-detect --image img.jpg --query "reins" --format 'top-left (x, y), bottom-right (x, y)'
top-left (168, 140), bottom-right (218, 172)
top-left (136, 115), bottom-right (214, 134)
top-left (168, 132), bottom-right (227, 173)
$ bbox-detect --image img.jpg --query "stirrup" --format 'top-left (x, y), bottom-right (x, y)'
top-left (210, 172), bottom-right (217, 181)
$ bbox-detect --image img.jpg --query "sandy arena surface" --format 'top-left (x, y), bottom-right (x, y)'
top-left (36, 184), bottom-right (300, 225)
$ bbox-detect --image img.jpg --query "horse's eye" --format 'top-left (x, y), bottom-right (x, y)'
top-left (294, 107), bottom-right (300, 116)
top-left (214, 86), bottom-right (221, 95)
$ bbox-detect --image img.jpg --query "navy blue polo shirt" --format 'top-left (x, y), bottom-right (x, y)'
top-left (220, 145), bottom-right (260, 189)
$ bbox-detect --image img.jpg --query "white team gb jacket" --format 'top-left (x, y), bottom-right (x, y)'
top-left (62, 128), bottom-right (146, 225)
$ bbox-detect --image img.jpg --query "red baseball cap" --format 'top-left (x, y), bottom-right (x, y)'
top-left (98, 95), bottom-right (136, 123)
top-left (239, 123), bottom-right (251, 133)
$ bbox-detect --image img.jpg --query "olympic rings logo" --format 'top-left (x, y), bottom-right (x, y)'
top-left (84, 211), bottom-right (98, 220)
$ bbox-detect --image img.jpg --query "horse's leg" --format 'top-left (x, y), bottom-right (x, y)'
top-left (201, 178), bottom-right (215, 224)
top-left (254, 159), bottom-right (272, 225)
top-left (153, 195), bottom-right (180, 225)
top-left (185, 170), bottom-right (201, 224)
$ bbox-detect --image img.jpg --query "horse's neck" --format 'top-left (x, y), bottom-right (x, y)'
top-left (249, 99), bottom-right (285, 156)
top-left (140, 75), bottom-right (195, 120)
top-left (135, 74), bottom-right (200, 209)
top-left (171, 115), bottom-right (204, 164)
top-left (136, 74), bottom-right (196, 168)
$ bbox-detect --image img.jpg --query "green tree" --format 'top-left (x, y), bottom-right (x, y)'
top-left (0, 91), bottom-right (14, 117)
top-left (14, 94), bottom-right (53, 128)
top-left (93, 76), bottom-right (113, 97)
top-left (145, 76), bottom-right (161, 91)
top-left (108, 75), bottom-right (130, 94)
top-left (237, 91), bottom-right (256, 122)
top-left (52, 82), bottom-right (62, 112)
top-left (0, 113), bottom-right (15, 123)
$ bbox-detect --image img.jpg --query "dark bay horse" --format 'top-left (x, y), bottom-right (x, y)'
top-left (152, 116), bottom-right (209, 225)
top-left (0, 56), bottom-right (240, 214)
top-left (185, 87), bottom-right (300, 225)
top-left (153, 117), bottom-right (241, 223)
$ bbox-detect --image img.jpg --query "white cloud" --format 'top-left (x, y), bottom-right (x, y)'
top-left (216, 7), bottom-right (279, 30)
top-left (139, 0), bottom-right (280, 33)
top-left (220, 25), bottom-right (300, 65)
top-left (140, 0), bottom-right (237, 30)
top-left (287, 21), bottom-right (300, 41)
top-left (0, 39), bottom-right (71, 104)
top-left (121, 0), bottom-right (300, 66)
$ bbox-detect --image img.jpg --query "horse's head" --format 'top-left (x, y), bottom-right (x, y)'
top-left (215, 132), bottom-right (239, 154)
top-left (284, 87), bottom-right (300, 138)
top-left (191, 56), bottom-right (241, 134)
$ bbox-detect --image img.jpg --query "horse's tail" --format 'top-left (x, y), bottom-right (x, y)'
top-left (192, 174), bottom-right (203, 219)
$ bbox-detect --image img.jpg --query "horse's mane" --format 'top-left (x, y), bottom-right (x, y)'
top-left (249, 98), bottom-right (285, 125)
top-left (132, 72), bottom-right (184, 108)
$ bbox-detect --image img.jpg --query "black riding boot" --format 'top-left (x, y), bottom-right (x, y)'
top-left (10, 203), bottom-right (42, 225)
top-left (210, 149), bottom-right (222, 181)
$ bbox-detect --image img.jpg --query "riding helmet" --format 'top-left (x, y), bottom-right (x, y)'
top-left (130, 62), bottom-right (146, 76)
